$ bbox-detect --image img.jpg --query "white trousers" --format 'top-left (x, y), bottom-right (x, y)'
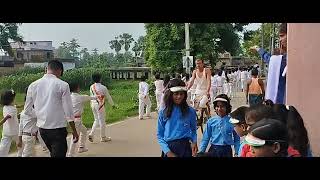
top-left (139, 94), bottom-right (151, 119)
top-left (68, 120), bottom-right (87, 157)
top-left (155, 92), bottom-right (163, 110)
top-left (89, 102), bottom-right (107, 139)
top-left (0, 135), bottom-right (19, 157)
top-left (21, 135), bottom-right (36, 157)
top-left (241, 79), bottom-right (246, 90)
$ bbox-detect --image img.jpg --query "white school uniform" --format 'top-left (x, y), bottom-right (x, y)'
top-left (89, 83), bottom-right (114, 140)
top-left (216, 75), bottom-right (225, 96)
top-left (240, 71), bottom-right (247, 90)
top-left (0, 105), bottom-right (20, 157)
top-left (67, 93), bottom-right (96, 157)
top-left (138, 81), bottom-right (151, 119)
top-left (18, 109), bottom-right (38, 157)
top-left (154, 80), bottom-right (164, 111)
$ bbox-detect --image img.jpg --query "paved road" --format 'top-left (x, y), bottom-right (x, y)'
top-left (11, 92), bottom-right (246, 157)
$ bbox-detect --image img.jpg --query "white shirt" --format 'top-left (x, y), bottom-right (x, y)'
top-left (71, 93), bottom-right (96, 121)
top-left (24, 74), bottom-right (74, 129)
top-left (216, 76), bottom-right (224, 87)
top-left (154, 80), bottom-right (164, 94)
top-left (19, 109), bottom-right (37, 135)
top-left (211, 75), bottom-right (218, 87)
top-left (2, 105), bottom-right (19, 136)
top-left (240, 71), bottom-right (247, 80)
top-left (139, 81), bottom-right (149, 96)
top-left (90, 83), bottom-right (114, 106)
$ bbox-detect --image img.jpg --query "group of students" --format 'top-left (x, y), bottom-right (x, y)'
top-left (156, 78), bottom-right (312, 157)
top-left (0, 60), bottom-right (115, 157)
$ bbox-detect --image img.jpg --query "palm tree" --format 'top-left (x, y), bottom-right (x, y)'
top-left (119, 33), bottom-right (134, 52)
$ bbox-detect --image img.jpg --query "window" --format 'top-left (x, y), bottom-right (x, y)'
top-left (47, 52), bottom-right (51, 59)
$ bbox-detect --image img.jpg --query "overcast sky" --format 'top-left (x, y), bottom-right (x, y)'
top-left (18, 23), bottom-right (261, 54)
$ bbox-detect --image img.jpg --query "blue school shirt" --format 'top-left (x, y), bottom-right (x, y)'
top-left (157, 106), bottom-right (197, 154)
top-left (258, 48), bottom-right (287, 104)
top-left (199, 115), bottom-right (240, 153)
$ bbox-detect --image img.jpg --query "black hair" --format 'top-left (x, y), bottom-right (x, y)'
top-left (218, 71), bottom-right (222, 76)
top-left (225, 73), bottom-right (230, 83)
top-left (213, 94), bottom-right (232, 114)
top-left (0, 90), bottom-right (16, 106)
top-left (230, 106), bottom-right (249, 124)
top-left (272, 104), bottom-right (288, 124)
top-left (246, 104), bottom-right (273, 124)
top-left (251, 68), bottom-right (258, 76)
top-left (287, 105), bottom-right (310, 157)
top-left (163, 74), bottom-right (171, 88)
top-left (264, 99), bottom-right (274, 107)
top-left (163, 79), bottom-right (189, 118)
top-left (92, 73), bottom-right (102, 83)
top-left (279, 23), bottom-right (287, 34)
top-left (69, 82), bottom-right (80, 93)
top-left (48, 60), bottom-right (64, 76)
top-left (185, 74), bottom-right (190, 81)
top-left (176, 74), bottom-right (182, 79)
top-left (249, 118), bottom-right (288, 157)
top-left (196, 59), bottom-right (204, 63)
top-left (155, 74), bottom-right (160, 80)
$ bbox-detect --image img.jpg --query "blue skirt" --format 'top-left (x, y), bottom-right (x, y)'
top-left (208, 144), bottom-right (232, 157)
top-left (161, 138), bottom-right (192, 157)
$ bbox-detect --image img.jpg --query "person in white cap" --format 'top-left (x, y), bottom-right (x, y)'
top-left (157, 79), bottom-right (197, 157)
top-left (199, 94), bottom-right (240, 157)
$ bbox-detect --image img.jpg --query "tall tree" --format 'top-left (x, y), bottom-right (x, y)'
top-left (92, 48), bottom-right (99, 57)
top-left (68, 38), bottom-right (80, 60)
top-left (144, 23), bottom-right (246, 71)
top-left (132, 36), bottom-right (145, 57)
top-left (119, 33), bottom-right (134, 52)
top-left (109, 36), bottom-right (122, 54)
top-left (0, 23), bottom-right (23, 56)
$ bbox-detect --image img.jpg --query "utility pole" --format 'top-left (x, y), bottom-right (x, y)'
top-left (185, 23), bottom-right (191, 75)
top-left (261, 23), bottom-right (264, 76)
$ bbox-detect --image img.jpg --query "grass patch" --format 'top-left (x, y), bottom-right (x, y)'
top-left (0, 80), bottom-right (157, 153)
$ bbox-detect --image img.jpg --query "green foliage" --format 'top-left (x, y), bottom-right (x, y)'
top-left (144, 23), bottom-right (245, 72)
top-left (0, 68), bottom-right (111, 93)
top-left (0, 23), bottom-right (23, 56)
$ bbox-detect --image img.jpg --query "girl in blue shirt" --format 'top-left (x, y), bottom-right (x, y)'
top-left (157, 79), bottom-right (198, 157)
top-left (199, 94), bottom-right (240, 157)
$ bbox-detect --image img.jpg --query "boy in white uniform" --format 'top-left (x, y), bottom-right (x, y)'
top-left (67, 82), bottom-right (97, 157)
top-left (88, 73), bottom-right (115, 143)
top-left (154, 74), bottom-right (164, 111)
top-left (138, 76), bottom-right (151, 120)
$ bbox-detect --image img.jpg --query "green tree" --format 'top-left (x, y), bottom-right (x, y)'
top-left (109, 37), bottom-right (122, 54)
top-left (119, 33), bottom-right (134, 52)
top-left (242, 23), bottom-right (280, 58)
top-left (92, 48), bottom-right (99, 57)
top-left (144, 23), bottom-right (246, 71)
top-left (0, 23), bottom-right (23, 56)
top-left (56, 42), bottom-right (72, 58)
top-left (68, 38), bottom-right (80, 60)
top-left (132, 36), bottom-right (145, 57)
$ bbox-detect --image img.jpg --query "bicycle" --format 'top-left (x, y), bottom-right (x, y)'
top-left (191, 95), bottom-right (211, 134)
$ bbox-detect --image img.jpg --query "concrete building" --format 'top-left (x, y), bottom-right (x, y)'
top-left (10, 41), bottom-right (54, 62)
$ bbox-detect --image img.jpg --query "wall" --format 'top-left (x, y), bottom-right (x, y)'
top-left (287, 23), bottom-right (320, 156)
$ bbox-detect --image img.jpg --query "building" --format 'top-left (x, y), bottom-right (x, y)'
top-left (214, 52), bottom-right (257, 70)
top-left (10, 41), bottom-right (54, 62)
